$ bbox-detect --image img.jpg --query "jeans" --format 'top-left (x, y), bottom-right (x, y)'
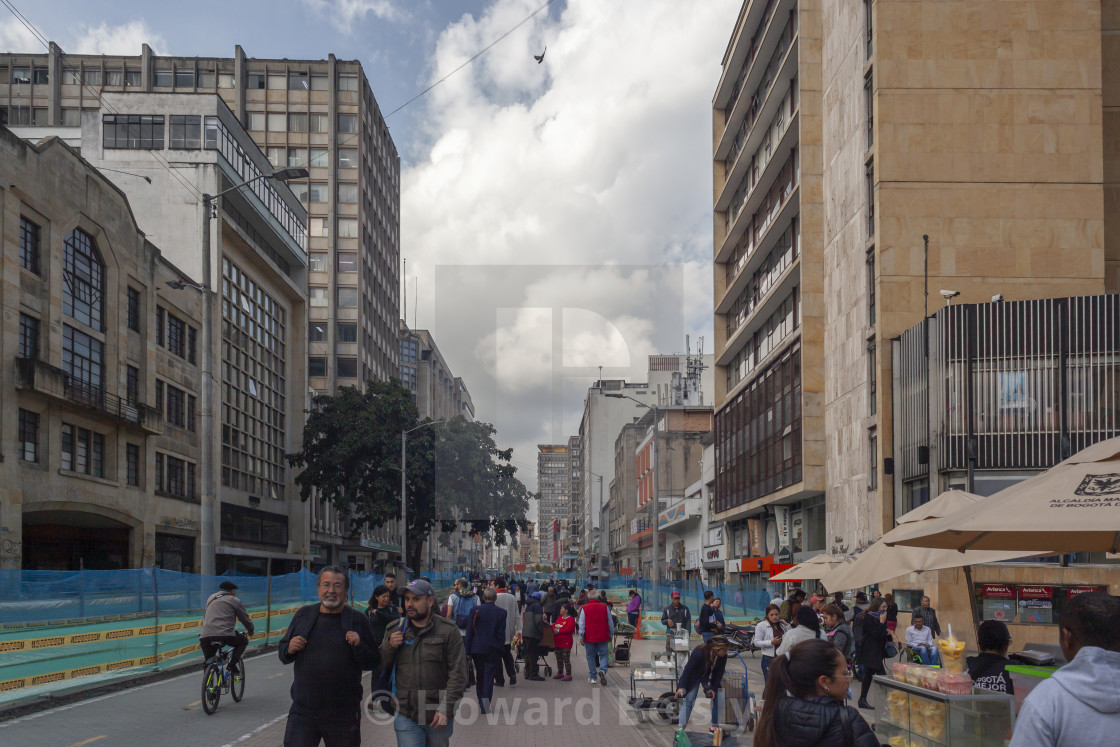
top-left (677, 684), bottom-right (724, 729)
top-left (584, 641), bottom-right (609, 679)
top-left (914, 645), bottom-right (941, 666)
top-left (283, 708), bottom-right (361, 747)
top-left (701, 632), bottom-right (715, 643)
top-left (761, 655), bottom-right (773, 682)
top-left (471, 653), bottom-right (499, 712)
top-left (199, 632), bottom-right (248, 668)
top-left (393, 712), bottom-right (454, 747)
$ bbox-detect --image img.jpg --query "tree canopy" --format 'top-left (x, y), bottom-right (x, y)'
top-left (287, 379), bottom-right (533, 571)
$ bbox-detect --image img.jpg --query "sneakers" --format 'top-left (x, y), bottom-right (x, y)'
top-left (561, 674), bottom-right (572, 681)
top-left (553, 673), bottom-right (564, 679)
top-left (598, 670), bottom-right (607, 686)
top-left (588, 676), bottom-right (598, 684)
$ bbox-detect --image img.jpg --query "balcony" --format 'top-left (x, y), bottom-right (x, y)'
top-left (16, 358), bottom-right (162, 434)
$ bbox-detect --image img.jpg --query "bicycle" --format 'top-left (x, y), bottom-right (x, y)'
top-left (201, 643), bottom-right (245, 715)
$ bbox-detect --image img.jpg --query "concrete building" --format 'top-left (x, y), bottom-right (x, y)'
top-left (399, 324), bottom-right (475, 422)
top-left (609, 419), bottom-right (647, 574)
top-left (712, 1), bottom-right (1112, 586)
top-left (537, 443), bottom-right (571, 568)
top-left (566, 434), bottom-right (582, 568)
top-left (0, 43), bottom-right (404, 570)
top-left (0, 123), bottom-right (311, 572)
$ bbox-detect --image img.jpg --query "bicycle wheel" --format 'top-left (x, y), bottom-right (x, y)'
top-left (230, 659), bottom-right (245, 702)
top-left (202, 663), bottom-right (222, 715)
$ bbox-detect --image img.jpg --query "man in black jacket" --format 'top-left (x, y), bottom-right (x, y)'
top-left (912, 596), bottom-right (942, 637)
top-left (465, 588), bottom-right (506, 714)
top-left (279, 566), bottom-right (379, 747)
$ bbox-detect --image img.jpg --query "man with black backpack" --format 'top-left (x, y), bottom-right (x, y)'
top-left (449, 578), bottom-right (480, 638)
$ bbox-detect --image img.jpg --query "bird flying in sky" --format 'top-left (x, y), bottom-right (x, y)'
top-left (534, 46), bottom-right (547, 64)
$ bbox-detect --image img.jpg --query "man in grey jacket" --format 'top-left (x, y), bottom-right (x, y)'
top-left (1009, 592), bottom-right (1120, 747)
top-left (494, 578), bottom-right (520, 687)
top-left (199, 580), bottom-right (255, 669)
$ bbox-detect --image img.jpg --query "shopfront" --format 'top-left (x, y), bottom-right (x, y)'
top-left (977, 583), bottom-right (1108, 626)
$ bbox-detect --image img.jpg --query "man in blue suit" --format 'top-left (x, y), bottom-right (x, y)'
top-left (465, 587), bottom-right (506, 714)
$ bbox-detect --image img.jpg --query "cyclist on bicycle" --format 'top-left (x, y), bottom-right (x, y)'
top-left (200, 580), bottom-right (255, 669)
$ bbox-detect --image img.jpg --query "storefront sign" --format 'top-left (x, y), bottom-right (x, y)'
top-left (739, 555), bottom-right (773, 573)
top-left (980, 584), bottom-right (1015, 598)
top-left (1018, 586), bottom-right (1053, 599)
top-left (774, 506), bottom-right (792, 562)
top-left (1067, 586), bottom-right (1108, 598)
top-left (704, 547), bottom-right (723, 562)
top-left (747, 519), bottom-right (763, 557)
top-left (708, 525), bottom-right (724, 546)
top-left (770, 563), bottom-right (798, 582)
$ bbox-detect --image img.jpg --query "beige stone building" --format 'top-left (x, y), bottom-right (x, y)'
top-left (713, 0), bottom-right (1118, 637)
top-left (1, 126), bottom-right (205, 571)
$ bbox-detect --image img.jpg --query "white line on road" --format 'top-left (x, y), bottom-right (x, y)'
top-left (218, 713), bottom-right (287, 747)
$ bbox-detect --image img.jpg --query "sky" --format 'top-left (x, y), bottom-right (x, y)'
top-left (1, 0), bottom-right (740, 498)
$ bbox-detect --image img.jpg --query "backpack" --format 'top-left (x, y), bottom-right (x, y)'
top-left (455, 594), bottom-right (479, 630)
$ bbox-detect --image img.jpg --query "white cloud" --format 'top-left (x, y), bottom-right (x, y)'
top-left (69, 21), bottom-right (167, 56)
top-left (0, 16), bottom-right (43, 53)
top-left (302, 0), bottom-right (403, 31)
top-left (399, 0), bottom-right (734, 482)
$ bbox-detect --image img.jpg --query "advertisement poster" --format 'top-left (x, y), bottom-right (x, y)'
top-left (791, 510), bottom-right (804, 555)
top-left (747, 519), bottom-right (763, 557)
top-left (980, 584), bottom-right (1016, 622)
top-left (1018, 586), bottom-right (1054, 625)
top-left (998, 371), bottom-right (1032, 410)
top-left (774, 505), bottom-right (792, 562)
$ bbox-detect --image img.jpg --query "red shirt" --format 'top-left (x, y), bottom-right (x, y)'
top-left (580, 599), bottom-right (611, 643)
top-left (552, 616), bottom-right (576, 649)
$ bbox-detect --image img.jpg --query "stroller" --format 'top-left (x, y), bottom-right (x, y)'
top-left (515, 626), bottom-right (555, 678)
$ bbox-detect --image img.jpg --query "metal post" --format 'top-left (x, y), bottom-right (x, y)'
top-left (266, 557), bottom-right (273, 647)
top-left (651, 404), bottom-right (660, 611)
top-left (201, 194), bottom-right (216, 578)
top-left (401, 431), bottom-right (407, 575)
top-left (152, 568), bottom-right (160, 671)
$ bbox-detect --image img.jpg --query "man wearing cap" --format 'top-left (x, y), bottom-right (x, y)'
top-left (199, 580), bottom-right (255, 670)
top-left (779, 588), bottom-right (806, 623)
top-left (661, 591), bottom-right (692, 652)
top-left (382, 579), bottom-right (468, 746)
top-left (280, 566), bottom-right (380, 747)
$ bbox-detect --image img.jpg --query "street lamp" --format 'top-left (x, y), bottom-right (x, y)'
top-left (605, 393), bottom-right (660, 607)
top-left (401, 420), bottom-right (446, 576)
top-left (174, 166), bottom-right (308, 578)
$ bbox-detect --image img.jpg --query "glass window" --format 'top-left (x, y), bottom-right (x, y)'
top-left (267, 73), bottom-right (286, 90)
top-left (868, 429), bottom-right (878, 490)
top-left (337, 322), bottom-right (358, 343)
top-left (20, 216), bottom-right (40, 275)
top-left (337, 183), bottom-right (358, 203)
top-left (309, 322), bottom-right (328, 342)
top-left (18, 409), bottom-right (38, 462)
top-left (309, 253), bottom-right (328, 271)
top-left (310, 73), bottom-right (328, 91)
top-left (153, 69), bottom-right (173, 87)
top-left (267, 147), bottom-right (285, 168)
top-left (174, 69), bottom-right (195, 88)
top-left (125, 69), bottom-right (141, 87)
top-left (337, 218), bottom-right (358, 238)
top-left (337, 357), bottom-right (358, 378)
top-left (11, 67), bottom-right (29, 84)
top-left (337, 114), bottom-right (357, 132)
top-left (63, 228), bottom-right (105, 330)
top-left (868, 339), bottom-right (877, 415)
top-left (246, 112), bottom-right (265, 131)
top-left (309, 219), bottom-right (329, 238)
top-left (127, 365), bottom-right (139, 404)
top-left (309, 286), bottom-right (329, 306)
top-left (307, 113), bottom-right (327, 132)
top-left (198, 70), bottom-right (215, 88)
top-left (287, 148), bottom-right (308, 167)
top-left (126, 443), bottom-right (140, 486)
top-left (19, 313), bottom-right (39, 359)
top-left (218, 72), bottom-right (235, 89)
top-left (82, 69), bottom-right (101, 86)
top-left (105, 70), bottom-right (123, 86)
top-left (308, 183), bottom-right (328, 202)
top-left (290, 183), bottom-right (309, 202)
top-left (61, 424), bottom-right (104, 478)
top-left (309, 148), bottom-right (329, 167)
top-left (127, 287), bottom-right (141, 331)
top-left (62, 108), bottom-right (80, 126)
top-left (265, 112), bottom-right (285, 132)
top-left (31, 108), bottom-right (48, 126)
top-left (247, 73), bottom-right (265, 89)
top-left (338, 74), bottom-right (358, 91)
top-left (338, 148), bottom-right (358, 168)
top-left (337, 287), bottom-right (358, 307)
top-left (337, 253), bottom-right (358, 272)
top-left (309, 357), bottom-right (327, 377)
top-left (169, 115), bottom-right (201, 148)
top-left (288, 71), bottom-right (309, 90)
top-left (33, 67), bottom-right (49, 85)
top-left (288, 113), bottom-right (308, 132)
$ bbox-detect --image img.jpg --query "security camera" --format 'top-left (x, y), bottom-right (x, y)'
top-left (991, 294), bottom-right (1004, 303)
top-left (939, 290), bottom-right (961, 300)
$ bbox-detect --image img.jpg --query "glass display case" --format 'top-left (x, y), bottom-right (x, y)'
top-left (873, 675), bottom-right (1015, 747)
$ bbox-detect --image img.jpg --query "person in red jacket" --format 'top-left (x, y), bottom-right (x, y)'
top-left (551, 603), bottom-right (576, 681)
top-left (578, 593), bottom-right (615, 685)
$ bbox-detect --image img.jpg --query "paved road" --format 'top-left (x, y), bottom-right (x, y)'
top-left (0, 650), bottom-right (294, 747)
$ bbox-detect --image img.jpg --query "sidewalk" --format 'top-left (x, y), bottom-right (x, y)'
top-left (240, 630), bottom-right (879, 746)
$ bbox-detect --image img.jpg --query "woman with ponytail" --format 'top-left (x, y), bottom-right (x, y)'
top-left (754, 639), bottom-right (880, 747)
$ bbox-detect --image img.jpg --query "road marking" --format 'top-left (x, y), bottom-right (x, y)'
top-left (267, 672), bottom-right (285, 679)
top-left (66, 737), bottom-right (107, 747)
top-left (218, 713), bottom-right (288, 747)
top-left (186, 700), bottom-right (201, 707)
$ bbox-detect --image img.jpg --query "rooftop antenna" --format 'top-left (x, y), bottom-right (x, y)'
top-left (413, 276), bottom-right (418, 329)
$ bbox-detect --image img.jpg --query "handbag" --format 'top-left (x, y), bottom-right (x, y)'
top-left (884, 640), bottom-right (899, 659)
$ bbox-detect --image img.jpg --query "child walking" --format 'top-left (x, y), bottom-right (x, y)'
top-left (552, 603), bottom-right (576, 681)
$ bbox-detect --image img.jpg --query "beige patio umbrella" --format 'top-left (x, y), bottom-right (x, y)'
top-left (770, 553), bottom-right (844, 582)
top-left (819, 491), bottom-right (1051, 592)
top-left (889, 436), bottom-right (1120, 554)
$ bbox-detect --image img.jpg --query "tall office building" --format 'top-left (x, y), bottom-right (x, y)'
top-left (537, 444), bottom-right (570, 567)
top-left (712, 1), bottom-right (1112, 584)
top-left (0, 42), bottom-right (401, 571)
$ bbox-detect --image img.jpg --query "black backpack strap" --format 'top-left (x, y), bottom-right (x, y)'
top-left (839, 706), bottom-right (855, 747)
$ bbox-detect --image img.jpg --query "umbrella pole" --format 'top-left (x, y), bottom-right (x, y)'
top-left (962, 565), bottom-right (982, 642)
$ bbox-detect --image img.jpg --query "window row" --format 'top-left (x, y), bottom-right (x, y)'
top-left (156, 307), bottom-right (198, 364)
top-left (308, 251), bottom-right (359, 271)
top-left (245, 111), bottom-right (358, 133)
top-left (309, 321), bottom-right (359, 342)
top-left (155, 380), bottom-right (197, 431)
top-left (308, 356), bottom-right (360, 379)
top-left (0, 63), bottom-right (359, 92)
top-left (19, 413), bottom-right (144, 487)
top-left (266, 146), bottom-right (358, 170)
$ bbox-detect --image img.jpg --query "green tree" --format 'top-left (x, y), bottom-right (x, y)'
top-left (287, 379), bottom-right (532, 571)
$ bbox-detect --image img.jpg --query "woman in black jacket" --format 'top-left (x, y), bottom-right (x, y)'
top-left (674, 635), bottom-right (730, 738)
top-left (857, 597), bottom-right (890, 710)
top-left (367, 584), bottom-right (401, 646)
top-left (754, 638), bottom-right (879, 747)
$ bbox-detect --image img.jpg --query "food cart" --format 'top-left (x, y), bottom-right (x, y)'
top-left (873, 671), bottom-right (1015, 746)
top-left (628, 650), bottom-right (682, 723)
